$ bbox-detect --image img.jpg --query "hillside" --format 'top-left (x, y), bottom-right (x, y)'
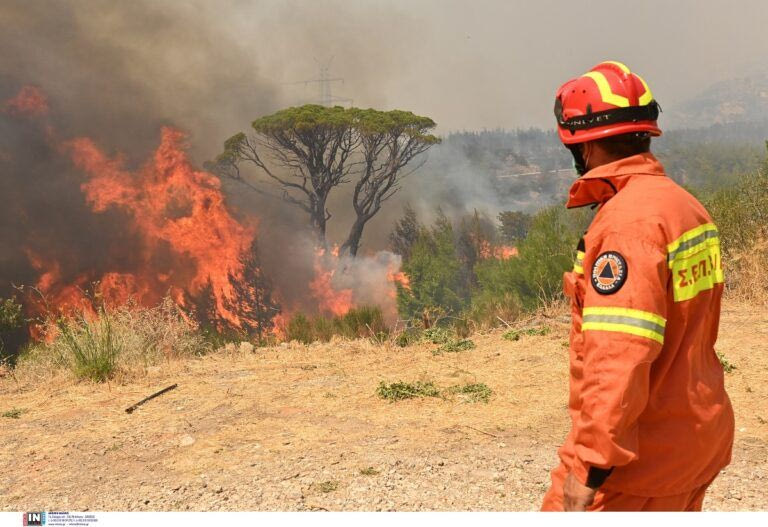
top-left (1, 300), bottom-right (766, 511)
top-left (666, 72), bottom-right (768, 130)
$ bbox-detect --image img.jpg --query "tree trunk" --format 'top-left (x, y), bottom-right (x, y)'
top-left (310, 195), bottom-right (328, 243)
top-left (340, 218), bottom-right (367, 257)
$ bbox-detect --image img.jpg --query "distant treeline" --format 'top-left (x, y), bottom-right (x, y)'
top-left (410, 122), bottom-right (768, 221)
top-left (391, 121), bottom-right (768, 332)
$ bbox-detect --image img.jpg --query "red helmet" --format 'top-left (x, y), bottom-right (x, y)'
top-left (554, 61), bottom-right (661, 145)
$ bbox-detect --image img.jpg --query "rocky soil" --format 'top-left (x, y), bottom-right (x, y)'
top-left (1, 301), bottom-right (766, 511)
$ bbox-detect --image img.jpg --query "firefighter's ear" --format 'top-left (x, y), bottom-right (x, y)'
top-left (582, 142), bottom-right (594, 170)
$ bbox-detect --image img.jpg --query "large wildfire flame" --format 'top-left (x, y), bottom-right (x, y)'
top-left (2, 85), bottom-right (404, 339)
top-left (3, 86), bottom-right (265, 335)
top-left (66, 128), bottom-right (257, 329)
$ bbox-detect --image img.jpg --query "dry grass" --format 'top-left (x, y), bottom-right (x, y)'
top-left (726, 238), bottom-right (768, 305)
top-left (0, 299), bottom-right (765, 511)
top-left (13, 297), bottom-right (209, 385)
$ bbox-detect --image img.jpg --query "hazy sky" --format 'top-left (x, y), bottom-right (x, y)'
top-left (242, 0), bottom-right (768, 131)
top-left (3, 0), bottom-right (768, 144)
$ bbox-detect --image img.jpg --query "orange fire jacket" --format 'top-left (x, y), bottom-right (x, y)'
top-left (559, 152), bottom-right (734, 496)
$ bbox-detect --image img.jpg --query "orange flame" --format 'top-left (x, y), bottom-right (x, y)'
top-left (61, 127), bottom-right (257, 330)
top-left (494, 245), bottom-right (518, 259)
top-left (478, 240), bottom-right (518, 260)
top-left (309, 247), bottom-right (354, 317)
top-left (6, 84), bottom-right (410, 340)
top-left (387, 270), bottom-right (411, 291)
top-left (2, 85), bottom-right (49, 117)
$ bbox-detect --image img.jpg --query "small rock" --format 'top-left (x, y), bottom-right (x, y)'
top-left (214, 486), bottom-right (224, 494)
top-left (179, 435), bottom-right (196, 447)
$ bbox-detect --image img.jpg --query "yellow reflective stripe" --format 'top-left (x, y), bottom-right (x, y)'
top-left (637, 73), bottom-right (654, 106)
top-left (573, 250), bottom-right (585, 274)
top-left (582, 306), bottom-right (666, 327)
top-left (581, 321), bottom-right (664, 344)
top-left (667, 223), bottom-right (719, 263)
top-left (667, 223), bottom-right (724, 302)
top-left (582, 71), bottom-right (630, 108)
top-left (670, 243), bottom-right (724, 302)
top-left (600, 60), bottom-right (630, 73)
top-left (582, 306), bottom-right (666, 344)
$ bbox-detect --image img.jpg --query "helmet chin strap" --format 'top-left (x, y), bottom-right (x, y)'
top-left (567, 144), bottom-right (588, 176)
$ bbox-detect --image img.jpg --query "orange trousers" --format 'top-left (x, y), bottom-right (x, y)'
top-left (541, 463), bottom-right (713, 512)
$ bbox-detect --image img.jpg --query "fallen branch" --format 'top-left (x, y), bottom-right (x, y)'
top-left (464, 425), bottom-right (500, 438)
top-left (125, 383), bottom-right (178, 414)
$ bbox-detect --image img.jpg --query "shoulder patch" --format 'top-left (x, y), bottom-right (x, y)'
top-left (591, 251), bottom-right (627, 295)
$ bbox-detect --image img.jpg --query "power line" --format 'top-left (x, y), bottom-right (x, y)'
top-left (283, 57), bottom-right (353, 107)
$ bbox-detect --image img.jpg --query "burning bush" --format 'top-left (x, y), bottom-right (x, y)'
top-left (15, 298), bottom-right (208, 383)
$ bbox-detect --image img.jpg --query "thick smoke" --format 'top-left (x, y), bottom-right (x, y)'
top-left (4, 1), bottom-right (760, 332)
top-left (0, 2), bottom-right (567, 331)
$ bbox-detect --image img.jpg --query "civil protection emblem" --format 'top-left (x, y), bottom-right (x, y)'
top-left (591, 251), bottom-right (627, 295)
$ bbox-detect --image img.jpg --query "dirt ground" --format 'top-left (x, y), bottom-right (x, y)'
top-left (1, 300), bottom-right (766, 511)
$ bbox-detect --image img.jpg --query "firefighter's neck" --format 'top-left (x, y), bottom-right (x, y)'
top-left (581, 141), bottom-right (628, 172)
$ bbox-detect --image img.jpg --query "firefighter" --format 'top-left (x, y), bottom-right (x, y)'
top-left (541, 61), bottom-right (735, 512)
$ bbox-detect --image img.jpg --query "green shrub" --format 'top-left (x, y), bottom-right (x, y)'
top-left (434, 338), bottom-right (475, 355)
top-left (395, 328), bottom-right (423, 347)
top-left (453, 318), bottom-right (471, 338)
top-left (467, 291), bottom-right (522, 329)
top-left (397, 212), bottom-right (468, 322)
top-left (473, 206), bottom-right (590, 313)
top-left (336, 306), bottom-right (387, 339)
top-left (286, 306), bottom-right (388, 344)
top-left (503, 326), bottom-right (550, 341)
top-left (0, 296), bottom-right (27, 366)
top-left (0, 297), bottom-right (23, 332)
top-left (57, 309), bottom-right (122, 382)
top-left (311, 315), bottom-right (336, 342)
top-left (423, 326), bottom-right (451, 344)
top-left (376, 380), bottom-right (441, 401)
top-left (697, 149), bottom-right (768, 300)
top-left (1, 408), bottom-right (26, 419)
top-left (717, 352), bottom-right (736, 373)
top-left (286, 313), bottom-right (313, 344)
top-left (199, 327), bottom-right (241, 351)
top-left (315, 480), bottom-right (339, 493)
top-left (447, 383), bottom-right (492, 403)
top-left (702, 168), bottom-right (768, 256)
